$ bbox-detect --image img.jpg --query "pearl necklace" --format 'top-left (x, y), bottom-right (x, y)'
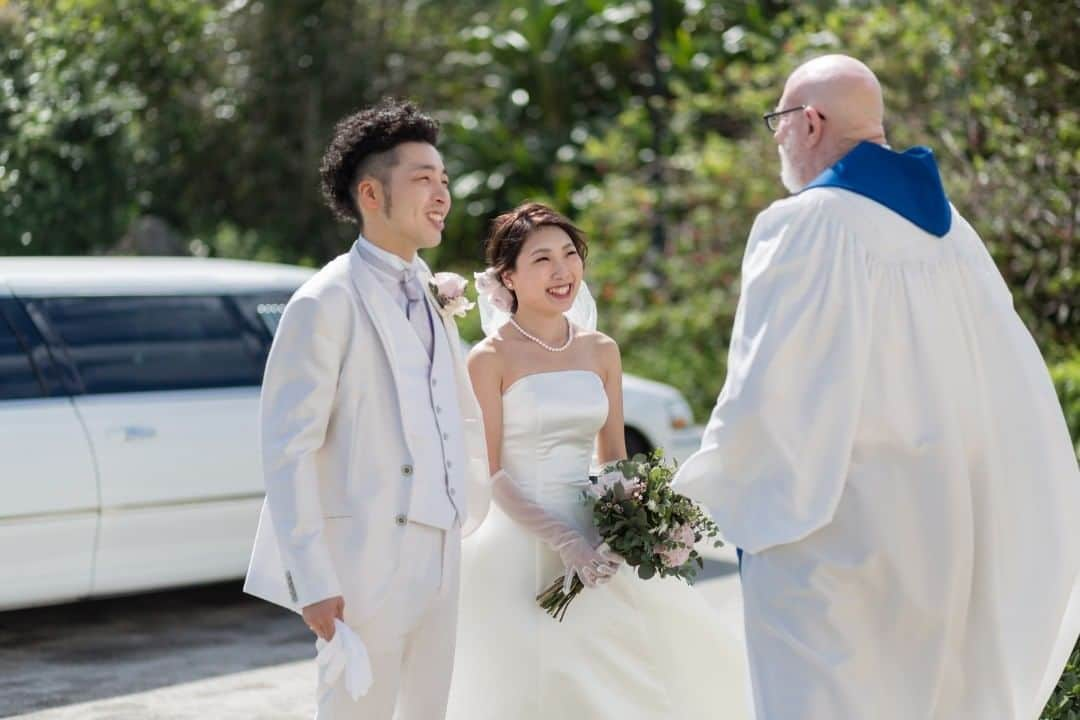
top-left (508, 316), bottom-right (575, 352)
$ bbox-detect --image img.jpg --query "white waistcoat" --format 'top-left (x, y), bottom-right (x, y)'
top-left (385, 293), bottom-right (465, 529)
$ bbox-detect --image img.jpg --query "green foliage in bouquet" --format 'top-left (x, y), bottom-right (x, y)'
top-left (593, 450), bottom-right (722, 583)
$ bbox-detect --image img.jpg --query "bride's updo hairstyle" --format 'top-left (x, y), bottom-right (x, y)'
top-left (484, 202), bottom-right (588, 314)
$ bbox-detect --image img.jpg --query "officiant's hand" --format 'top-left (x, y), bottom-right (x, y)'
top-left (303, 595), bottom-right (345, 641)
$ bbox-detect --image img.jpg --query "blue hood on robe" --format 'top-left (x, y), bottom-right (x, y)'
top-left (802, 141), bottom-right (952, 237)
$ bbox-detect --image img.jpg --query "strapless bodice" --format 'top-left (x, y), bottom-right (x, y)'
top-left (500, 370), bottom-right (608, 524)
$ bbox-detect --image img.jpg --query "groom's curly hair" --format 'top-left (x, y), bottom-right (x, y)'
top-left (319, 98), bottom-right (440, 228)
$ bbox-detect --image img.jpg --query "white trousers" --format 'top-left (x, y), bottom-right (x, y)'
top-left (316, 522), bottom-right (460, 720)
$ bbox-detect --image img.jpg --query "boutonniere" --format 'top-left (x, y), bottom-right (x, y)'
top-left (429, 272), bottom-right (476, 319)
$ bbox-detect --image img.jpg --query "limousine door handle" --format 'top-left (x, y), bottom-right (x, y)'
top-left (107, 426), bottom-right (158, 442)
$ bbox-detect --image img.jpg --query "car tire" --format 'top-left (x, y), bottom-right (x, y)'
top-left (624, 427), bottom-right (652, 459)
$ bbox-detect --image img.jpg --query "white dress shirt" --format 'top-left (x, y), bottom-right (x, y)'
top-left (355, 234), bottom-right (434, 358)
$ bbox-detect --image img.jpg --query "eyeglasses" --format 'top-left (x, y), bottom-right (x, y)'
top-left (762, 105), bottom-right (825, 132)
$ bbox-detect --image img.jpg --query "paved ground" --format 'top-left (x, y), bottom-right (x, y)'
top-left (0, 546), bottom-right (744, 719)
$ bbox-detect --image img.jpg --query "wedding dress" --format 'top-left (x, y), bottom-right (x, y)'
top-left (446, 369), bottom-right (751, 719)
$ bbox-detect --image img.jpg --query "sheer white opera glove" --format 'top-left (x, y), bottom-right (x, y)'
top-left (491, 469), bottom-right (621, 589)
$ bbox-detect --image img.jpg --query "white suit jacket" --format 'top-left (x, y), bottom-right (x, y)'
top-left (244, 248), bottom-right (490, 615)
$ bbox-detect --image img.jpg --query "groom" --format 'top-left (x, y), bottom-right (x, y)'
top-left (245, 98), bottom-right (489, 718)
top-left (677, 55), bottom-right (1079, 718)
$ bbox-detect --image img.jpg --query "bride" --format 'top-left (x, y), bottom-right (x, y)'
top-left (446, 202), bottom-right (750, 719)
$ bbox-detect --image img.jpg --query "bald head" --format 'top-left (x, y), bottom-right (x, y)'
top-left (773, 55), bottom-right (886, 193)
top-left (782, 54), bottom-right (885, 145)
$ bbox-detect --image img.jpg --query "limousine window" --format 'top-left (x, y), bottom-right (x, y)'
top-left (232, 292), bottom-right (292, 339)
top-left (0, 312), bottom-right (43, 400)
top-left (38, 296), bottom-right (265, 394)
top-left (256, 302), bottom-right (287, 336)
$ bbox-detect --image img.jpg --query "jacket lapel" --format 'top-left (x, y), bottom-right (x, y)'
top-left (346, 246), bottom-right (406, 403)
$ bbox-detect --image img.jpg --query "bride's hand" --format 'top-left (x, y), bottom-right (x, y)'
top-left (587, 542), bottom-right (625, 586)
top-left (557, 535), bottom-right (621, 588)
top-left (596, 541), bottom-right (624, 572)
top-left (486, 468), bottom-right (621, 589)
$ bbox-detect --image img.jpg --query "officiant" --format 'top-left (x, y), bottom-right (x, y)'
top-left (676, 54), bottom-right (1080, 720)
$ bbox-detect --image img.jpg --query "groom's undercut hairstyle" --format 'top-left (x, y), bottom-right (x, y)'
top-left (485, 202), bottom-right (588, 314)
top-left (319, 97), bottom-right (440, 229)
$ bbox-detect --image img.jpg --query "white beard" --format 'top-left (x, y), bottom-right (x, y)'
top-left (778, 137), bottom-right (806, 194)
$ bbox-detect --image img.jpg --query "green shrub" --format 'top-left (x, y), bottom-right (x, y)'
top-left (1042, 355), bottom-right (1080, 718)
top-left (1043, 635), bottom-right (1080, 719)
top-left (1050, 356), bottom-right (1080, 461)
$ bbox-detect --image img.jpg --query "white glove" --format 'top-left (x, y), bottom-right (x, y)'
top-left (315, 619), bottom-right (372, 703)
top-left (491, 469), bottom-right (621, 589)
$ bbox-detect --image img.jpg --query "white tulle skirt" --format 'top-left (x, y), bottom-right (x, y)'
top-left (446, 503), bottom-right (753, 719)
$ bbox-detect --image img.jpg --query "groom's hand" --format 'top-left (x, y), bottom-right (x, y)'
top-left (302, 595), bottom-right (345, 641)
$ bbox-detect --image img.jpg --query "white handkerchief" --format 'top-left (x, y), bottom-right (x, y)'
top-left (315, 619), bottom-right (373, 703)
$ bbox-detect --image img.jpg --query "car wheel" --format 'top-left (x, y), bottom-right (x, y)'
top-left (624, 427), bottom-right (652, 459)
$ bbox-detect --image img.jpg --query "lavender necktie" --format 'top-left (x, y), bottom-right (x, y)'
top-left (354, 242), bottom-right (434, 359)
top-left (401, 270), bottom-right (434, 360)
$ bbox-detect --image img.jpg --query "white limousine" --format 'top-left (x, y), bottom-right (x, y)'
top-left (0, 257), bottom-right (703, 611)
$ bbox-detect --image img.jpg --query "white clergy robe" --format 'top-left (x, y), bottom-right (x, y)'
top-left (676, 142), bottom-right (1080, 720)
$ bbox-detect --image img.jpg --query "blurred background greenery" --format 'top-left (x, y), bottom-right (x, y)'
top-left (1, 0), bottom-right (1075, 410)
top-left (0, 1), bottom-right (1077, 711)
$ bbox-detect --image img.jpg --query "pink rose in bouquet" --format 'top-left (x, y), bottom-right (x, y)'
top-left (656, 523), bottom-right (696, 568)
top-left (587, 470), bottom-right (642, 499)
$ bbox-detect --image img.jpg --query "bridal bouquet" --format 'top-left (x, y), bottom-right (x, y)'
top-left (536, 450), bottom-right (723, 621)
